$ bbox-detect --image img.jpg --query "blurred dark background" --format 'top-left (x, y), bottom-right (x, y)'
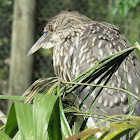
top-left (0, 0), bottom-right (140, 115)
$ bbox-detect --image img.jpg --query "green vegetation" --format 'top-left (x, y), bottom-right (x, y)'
top-left (0, 45), bottom-right (140, 139)
top-left (0, 0), bottom-right (140, 139)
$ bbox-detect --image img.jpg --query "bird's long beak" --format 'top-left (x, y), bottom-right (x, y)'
top-left (27, 33), bottom-right (48, 56)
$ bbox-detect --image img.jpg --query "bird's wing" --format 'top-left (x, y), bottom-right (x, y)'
top-left (72, 22), bottom-right (140, 116)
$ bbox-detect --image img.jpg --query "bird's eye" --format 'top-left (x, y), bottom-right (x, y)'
top-left (49, 24), bottom-right (53, 32)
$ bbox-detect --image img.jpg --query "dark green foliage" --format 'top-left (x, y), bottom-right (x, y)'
top-left (112, 0), bottom-right (139, 16)
top-left (0, 45), bottom-right (140, 139)
top-left (5, 104), bottom-right (18, 138)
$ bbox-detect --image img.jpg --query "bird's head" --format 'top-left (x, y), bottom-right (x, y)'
top-left (27, 11), bottom-right (91, 56)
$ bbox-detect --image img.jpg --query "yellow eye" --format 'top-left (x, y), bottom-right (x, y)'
top-left (49, 24), bottom-right (53, 32)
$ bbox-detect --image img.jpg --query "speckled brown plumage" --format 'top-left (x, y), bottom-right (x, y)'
top-left (28, 11), bottom-right (140, 127)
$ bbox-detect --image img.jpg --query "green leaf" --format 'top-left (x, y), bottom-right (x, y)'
top-left (59, 98), bottom-right (72, 139)
top-left (134, 130), bottom-right (140, 140)
top-left (48, 97), bottom-right (62, 140)
top-left (14, 102), bottom-right (33, 140)
top-left (5, 103), bottom-right (18, 138)
top-left (0, 130), bottom-right (11, 140)
top-left (12, 131), bottom-right (22, 140)
top-left (98, 132), bottom-right (109, 140)
top-left (33, 94), bottom-right (59, 140)
top-left (9, 93), bottom-right (69, 139)
top-left (102, 129), bottom-right (132, 140)
top-left (0, 95), bottom-right (26, 101)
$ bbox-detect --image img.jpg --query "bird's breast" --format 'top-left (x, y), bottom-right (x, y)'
top-left (53, 38), bottom-right (76, 81)
top-left (53, 35), bottom-right (95, 81)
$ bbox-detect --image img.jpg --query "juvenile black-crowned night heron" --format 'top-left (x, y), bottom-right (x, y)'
top-left (28, 11), bottom-right (140, 128)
